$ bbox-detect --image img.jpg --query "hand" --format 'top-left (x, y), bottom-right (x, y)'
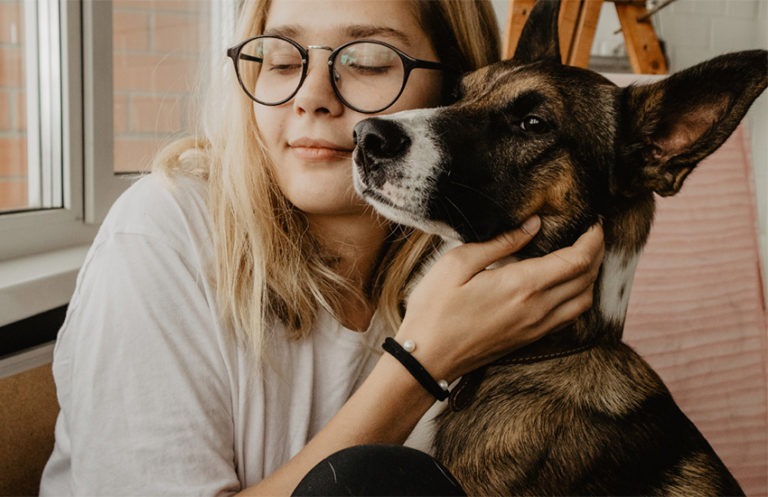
top-left (397, 216), bottom-right (605, 382)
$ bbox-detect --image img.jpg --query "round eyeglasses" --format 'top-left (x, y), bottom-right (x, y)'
top-left (226, 35), bottom-right (447, 114)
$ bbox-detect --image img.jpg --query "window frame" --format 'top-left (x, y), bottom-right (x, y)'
top-left (83, 0), bottom-right (133, 224)
top-left (0, 0), bottom-right (97, 262)
top-left (0, 0), bottom-right (149, 262)
top-left (0, 0), bottom-right (99, 331)
top-left (1, 0), bottom-right (238, 334)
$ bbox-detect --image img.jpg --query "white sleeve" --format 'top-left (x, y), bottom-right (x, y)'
top-left (46, 230), bottom-right (241, 496)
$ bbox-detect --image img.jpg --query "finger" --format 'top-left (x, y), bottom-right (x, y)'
top-left (526, 223), bottom-right (604, 291)
top-left (573, 222), bottom-right (605, 263)
top-left (529, 287), bottom-right (595, 340)
top-left (448, 216), bottom-right (541, 280)
top-left (490, 255), bottom-right (596, 333)
top-left (551, 290), bottom-right (594, 328)
top-left (539, 260), bottom-right (598, 309)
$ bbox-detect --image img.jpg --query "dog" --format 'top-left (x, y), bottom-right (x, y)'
top-left (351, 1), bottom-right (767, 495)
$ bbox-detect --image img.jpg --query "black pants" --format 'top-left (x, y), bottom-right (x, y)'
top-left (292, 445), bottom-right (466, 496)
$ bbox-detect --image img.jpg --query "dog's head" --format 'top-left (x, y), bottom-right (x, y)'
top-left (352, 0), bottom-right (767, 258)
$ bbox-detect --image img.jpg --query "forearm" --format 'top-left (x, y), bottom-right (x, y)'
top-left (236, 352), bottom-right (436, 496)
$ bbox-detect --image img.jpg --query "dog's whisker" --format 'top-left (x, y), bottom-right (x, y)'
top-left (441, 196), bottom-right (481, 241)
top-left (446, 179), bottom-right (508, 213)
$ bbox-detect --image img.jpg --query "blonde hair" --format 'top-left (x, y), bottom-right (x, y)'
top-left (153, 0), bottom-right (501, 358)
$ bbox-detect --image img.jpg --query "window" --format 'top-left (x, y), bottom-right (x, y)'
top-left (0, 0), bottom-right (235, 331)
top-left (0, 0), bottom-right (63, 214)
top-left (0, 0), bottom-right (88, 264)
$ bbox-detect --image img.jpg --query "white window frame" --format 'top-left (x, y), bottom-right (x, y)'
top-left (1, 0), bottom-right (237, 331)
top-left (83, 0), bottom-right (134, 224)
top-left (0, 1), bottom-right (98, 328)
top-left (0, 0), bottom-right (124, 328)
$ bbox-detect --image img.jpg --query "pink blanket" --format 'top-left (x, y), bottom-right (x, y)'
top-left (623, 124), bottom-right (768, 496)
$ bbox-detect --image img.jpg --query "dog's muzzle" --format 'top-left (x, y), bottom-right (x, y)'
top-left (351, 112), bottom-right (460, 239)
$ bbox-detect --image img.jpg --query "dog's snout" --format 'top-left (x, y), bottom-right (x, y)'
top-left (354, 119), bottom-right (411, 168)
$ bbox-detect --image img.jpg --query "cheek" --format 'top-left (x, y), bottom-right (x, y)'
top-left (253, 103), bottom-right (281, 146)
top-left (391, 72), bottom-right (443, 112)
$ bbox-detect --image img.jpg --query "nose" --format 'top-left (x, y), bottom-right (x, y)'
top-left (353, 119), bottom-right (411, 188)
top-left (293, 48), bottom-right (343, 116)
top-left (353, 119), bottom-right (411, 170)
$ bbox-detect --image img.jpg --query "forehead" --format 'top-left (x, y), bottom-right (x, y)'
top-left (264, 0), bottom-right (427, 51)
top-left (460, 63), bottom-right (565, 111)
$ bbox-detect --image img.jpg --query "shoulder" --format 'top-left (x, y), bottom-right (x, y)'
top-left (98, 173), bottom-right (211, 256)
top-left (106, 172), bottom-right (208, 232)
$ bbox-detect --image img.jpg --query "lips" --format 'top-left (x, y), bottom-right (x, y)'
top-left (289, 137), bottom-right (354, 161)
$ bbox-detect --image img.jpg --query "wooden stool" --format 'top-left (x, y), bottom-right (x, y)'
top-left (504, 0), bottom-right (668, 74)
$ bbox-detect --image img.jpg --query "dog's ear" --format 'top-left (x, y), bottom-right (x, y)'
top-left (616, 50), bottom-right (767, 197)
top-left (512, 0), bottom-right (561, 65)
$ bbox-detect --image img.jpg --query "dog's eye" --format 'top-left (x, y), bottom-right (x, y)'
top-left (520, 116), bottom-right (549, 133)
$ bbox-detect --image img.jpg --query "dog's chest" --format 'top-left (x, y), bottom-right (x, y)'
top-left (427, 363), bottom-right (588, 495)
top-left (405, 360), bottom-right (580, 457)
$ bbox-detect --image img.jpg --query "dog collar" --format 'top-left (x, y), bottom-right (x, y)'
top-left (448, 337), bottom-right (600, 412)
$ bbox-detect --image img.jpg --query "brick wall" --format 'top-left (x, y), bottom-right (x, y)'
top-left (0, 0), bottom-right (26, 211)
top-left (112, 0), bottom-right (207, 173)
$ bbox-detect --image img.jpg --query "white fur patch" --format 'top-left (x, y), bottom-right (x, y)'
top-left (377, 109), bottom-right (444, 200)
top-left (598, 249), bottom-right (641, 326)
top-left (363, 197), bottom-right (461, 240)
top-left (353, 108), bottom-right (454, 237)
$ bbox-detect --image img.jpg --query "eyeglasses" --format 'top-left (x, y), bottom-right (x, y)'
top-left (226, 34), bottom-right (447, 114)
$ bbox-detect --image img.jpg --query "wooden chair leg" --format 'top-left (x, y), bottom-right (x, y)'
top-left (558, 0), bottom-right (584, 63)
top-left (504, 0), bottom-right (537, 58)
top-left (568, 0), bottom-right (605, 68)
top-left (504, 0), bottom-right (669, 74)
top-left (614, 2), bottom-right (669, 74)
top-left (505, 0), bottom-right (587, 63)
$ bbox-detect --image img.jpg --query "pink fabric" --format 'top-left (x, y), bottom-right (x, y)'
top-left (623, 124), bottom-right (768, 496)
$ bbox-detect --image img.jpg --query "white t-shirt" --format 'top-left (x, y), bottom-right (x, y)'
top-left (39, 174), bottom-right (388, 496)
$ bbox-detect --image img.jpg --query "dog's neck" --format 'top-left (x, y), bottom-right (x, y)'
top-left (594, 247), bottom-right (641, 334)
top-left (495, 248), bottom-right (639, 362)
top-left (443, 220), bottom-right (646, 411)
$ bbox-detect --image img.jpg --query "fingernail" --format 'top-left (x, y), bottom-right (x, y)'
top-left (521, 215), bottom-right (540, 235)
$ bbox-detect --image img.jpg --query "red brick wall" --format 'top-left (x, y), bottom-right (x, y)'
top-left (112, 0), bottom-right (206, 173)
top-left (0, 0), bottom-right (26, 211)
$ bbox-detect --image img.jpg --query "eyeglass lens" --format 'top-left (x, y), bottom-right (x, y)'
top-left (236, 36), bottom-right (408, 113)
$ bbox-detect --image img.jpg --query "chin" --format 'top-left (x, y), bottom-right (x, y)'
top-left (287, 190), bottom-right (370, 218)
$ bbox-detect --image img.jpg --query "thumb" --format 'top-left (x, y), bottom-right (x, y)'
top-left (452, 215), bottom-right (541, 278)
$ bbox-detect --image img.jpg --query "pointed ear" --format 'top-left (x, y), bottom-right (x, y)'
top-left (615, 50), bottom-right (768, 197)
top-left (512, 0), bottom-right (562, 65)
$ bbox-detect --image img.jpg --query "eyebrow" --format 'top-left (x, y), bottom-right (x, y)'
top-left (264, 24), bottom-right (412, 47)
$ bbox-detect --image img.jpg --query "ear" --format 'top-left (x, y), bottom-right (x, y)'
top-left (616, 49), bottom-right (768, 197)
top-left (512, 0), bottom-right (562, 65)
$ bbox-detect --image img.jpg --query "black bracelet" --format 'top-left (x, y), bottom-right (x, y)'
top-left (382, 337), bottom-right (450, 401)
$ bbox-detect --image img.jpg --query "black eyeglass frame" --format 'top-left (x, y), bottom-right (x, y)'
top-left (226, 34), bottom-right (448, 114)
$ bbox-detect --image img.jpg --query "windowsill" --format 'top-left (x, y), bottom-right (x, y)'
top-left (0, 244), bottom-right (89, 328)
top-left (0, 342), bottom-right (56, 379)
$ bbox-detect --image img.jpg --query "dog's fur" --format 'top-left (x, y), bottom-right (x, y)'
top-left (351, 1), bottom-right (768, 495)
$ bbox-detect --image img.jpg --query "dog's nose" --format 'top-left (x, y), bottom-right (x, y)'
top-left (353, 119), bottom-right (411, 169)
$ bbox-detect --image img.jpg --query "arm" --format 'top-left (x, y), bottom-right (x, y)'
top-left (238, 218), bottom-right (604, 496)
top-left (47, 232), bottom-right (241, 496)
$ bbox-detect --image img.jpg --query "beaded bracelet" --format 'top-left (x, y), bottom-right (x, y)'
top-left (382, 337), bottom-right (450, 401)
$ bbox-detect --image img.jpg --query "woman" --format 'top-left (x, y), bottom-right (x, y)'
top-left (40, 0), bottom-right (604, 495)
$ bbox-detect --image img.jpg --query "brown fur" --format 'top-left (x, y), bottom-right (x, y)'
top-left (352, 1), bottom-right (767, 494)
